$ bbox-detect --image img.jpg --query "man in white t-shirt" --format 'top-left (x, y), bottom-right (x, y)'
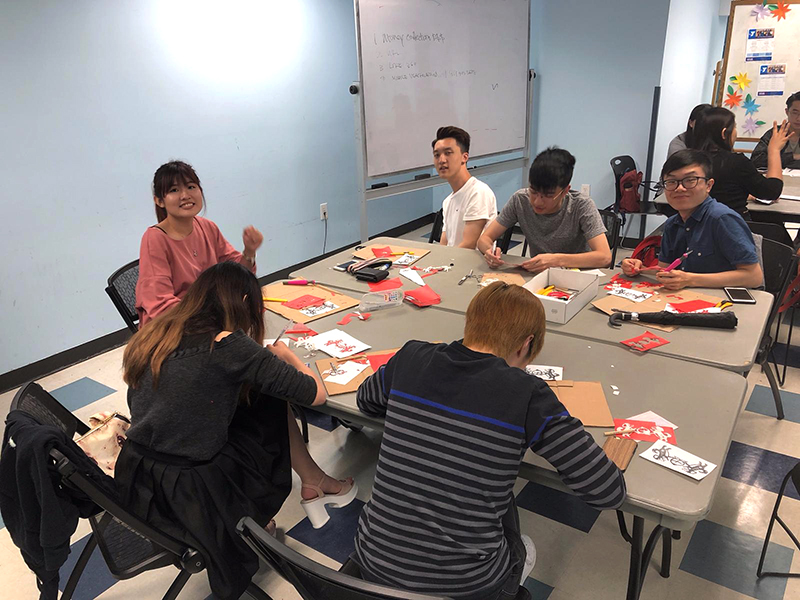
top-left (432, 126), bottom-right (498, 248)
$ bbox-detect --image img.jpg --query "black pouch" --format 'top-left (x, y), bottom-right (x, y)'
top-left (354, 268), bottom-right (389, 282)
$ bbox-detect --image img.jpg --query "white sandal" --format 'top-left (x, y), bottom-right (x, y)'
top-left (300, 476), bottom-right (358, 529)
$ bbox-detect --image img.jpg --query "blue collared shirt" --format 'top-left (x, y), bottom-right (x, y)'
top-left (660, 196), bottom-right (758, 273)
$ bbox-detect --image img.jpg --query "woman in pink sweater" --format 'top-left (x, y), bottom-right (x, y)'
top-left (135, 161), bottom-right (356, 528)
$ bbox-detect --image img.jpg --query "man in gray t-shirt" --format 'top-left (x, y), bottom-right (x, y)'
top-left (477, 147), bottom-right (611, 273)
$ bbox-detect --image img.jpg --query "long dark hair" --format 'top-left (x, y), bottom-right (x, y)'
top-left (124, 262), bottom-right (265, 388)
top-left (691, 107), bottom-right (735, 153)
top-left (684, 103), bottom-right (712, 148)
top-left (152, 161), bottom-right (204, 223)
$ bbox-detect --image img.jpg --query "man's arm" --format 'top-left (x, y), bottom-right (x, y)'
top-left (356, 366), bottom-right (390, 418)
top-left (477, 219), bottom-right (508, 268)
top-left (439, 230), bottom-right (448, 246)
top-left (520, 233), bottom-right (612, 273)
top-left (657, 262), bottom-right (763, 290)
top-left (458, 219), bottom-right (488, 249)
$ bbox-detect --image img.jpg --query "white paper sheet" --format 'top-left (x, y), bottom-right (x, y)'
top-left (627, 410), bottom-right (678, 430)
top-left (606, 287), bottom-right (653, 303)
top-left (640, 442), bottom-right (716, 481)
top-left (311, 329), bottom-right (371, 358)
top-left (525, 365), bottom-right (563, 380)
top-left (299, 301), bottom-right (339, 318)
top-left (394, 253), bottom-right (418, 266)
top-left (757, 63), bottom-right (786, 97)
top-left (581, 269), bottom-right (606, 276)
top-left (399, 268), bottom-right (425, 286)
top-left (322, 359), bottom-right (369, 385)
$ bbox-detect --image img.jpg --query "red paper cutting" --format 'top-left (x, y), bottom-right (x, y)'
top-left (612, 419), bottom-right (676, 444)
top-left (404, 285), bottom-right (441, 307)
top-left (286, 324), bottom-right (317, 336)
top-left (368, 277), bottom-right (403, 292)
top-left (372, 246), bottom-right (393, 258)
top-left (337, 312), bottom-right (371, 325)
top-left (367, 352), bottom-right (396, 372)
top-left (284, 295), bottom-right (325, 310)
top-left (621, 331), bottom-right (670, 352)
top-left (669, 299), bottom-right (717, 313)
top-left (635, 281), bottom-right (662, 288)
top-left (605, 274), bottom-right (633, 290)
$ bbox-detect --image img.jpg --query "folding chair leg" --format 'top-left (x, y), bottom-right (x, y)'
top-left (761, 357), bottom-right (786, 420)
top-left (757, 470), bottom-right (800, 578)
top-left (162, 569), bottom-right (191, 600)
top-left (61, 533), bottom-right (98, 600)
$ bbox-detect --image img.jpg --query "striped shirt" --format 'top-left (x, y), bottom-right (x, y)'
top-left (353, 341), bottom-right (626, 598)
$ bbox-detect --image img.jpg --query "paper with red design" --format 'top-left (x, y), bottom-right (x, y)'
top-left (668, 299), bottom-right (717, 313)
top-left (612, 419), bottom-right (676, 444)
top-left (621, 331), bottom-right (670, 352)
top-left (311, 329), bottom-right (371, 358)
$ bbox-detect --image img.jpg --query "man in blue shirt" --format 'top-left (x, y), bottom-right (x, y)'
top-left (622, 149), bottom-right (762, 290)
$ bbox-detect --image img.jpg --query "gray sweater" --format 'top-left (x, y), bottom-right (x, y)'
top-left (126, 330), bottom-right (317, 460)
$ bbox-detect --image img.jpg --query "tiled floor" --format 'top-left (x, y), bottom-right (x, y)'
top-left (1, 227), bottom-right (799, 599)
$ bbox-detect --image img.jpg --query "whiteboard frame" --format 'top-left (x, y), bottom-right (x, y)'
top-left (351, 0), bottom-right (534, 242)
top-left (718, 0), bottom-right (800, 142)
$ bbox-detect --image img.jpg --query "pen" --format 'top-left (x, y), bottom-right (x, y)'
top-left (273, 321), bottom-right (294, 343)
top-left (263, 297), bottom-right (289, 302)
top-left (662, 250), bottom-right (693, 272)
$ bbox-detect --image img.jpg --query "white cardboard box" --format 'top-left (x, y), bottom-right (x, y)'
top-left (522, 269), bottom-right (599, 324)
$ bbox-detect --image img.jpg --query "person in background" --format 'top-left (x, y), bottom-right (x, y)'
top-left (477, 147), bottom-right (611, 272)
top-left (350, 282), bottom-right (626, 599)
top-left (667, 103), bottom-right (711, 158)
top-left (751, 91), bottom-right (800, 170)
top-left (622, 149), bottom-right (762, 290)
top-left (135, 161), bottom-right (356, 528)
top-left (689, 106), bottom-right (788, 217)
top-left (433, 126), bottom-right (498, 249)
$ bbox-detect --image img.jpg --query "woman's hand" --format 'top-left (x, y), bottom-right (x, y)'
top-left (769, 120), bottom-right (792, 151)
top-left (243, 226), bottom-right (264, 255)
top-left (621, 258), bottom-right (643, 277)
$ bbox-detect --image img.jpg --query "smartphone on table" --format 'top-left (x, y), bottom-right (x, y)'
top-left (723, 287), bottom-right (756, 304)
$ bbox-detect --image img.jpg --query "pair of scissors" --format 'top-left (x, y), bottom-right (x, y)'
top-left (458, 269), bottom-right (475, 285)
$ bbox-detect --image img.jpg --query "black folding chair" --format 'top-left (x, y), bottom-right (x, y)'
top-left (498, 226), bottom-right (515, 254)
top-left (238, 516), bottom-right (531, 600)
top-left (757, 462), bottom-right (800, 578)
top-left (598, 209), bottom-right (622, 267)
top-left (9, 382), bottom-right (269, 600)
top-left (428, 210), bottom-right (444, 244)
top-left (105, 260), bottom-right (140, 334)
top-left (756, 239), bottom-right (797, 420)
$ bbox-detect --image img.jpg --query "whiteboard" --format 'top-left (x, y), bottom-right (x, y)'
top-left (720, 0), bottom-right (800, 141)
top-left (356, 0), bottom-right (530, 177)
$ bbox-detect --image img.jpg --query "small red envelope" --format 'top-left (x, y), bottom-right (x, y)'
top-left (371, 246), bottom-right (393, 258)
top-left (284, 295), bottom-right (325, 310)
top-left (612, 419), bottom-right (676, 444)
top-left (621, 331), bottom-right (670, 352)
top-left (404, 285), bottom-right (441, 307)
top-left (367, 352), bottom-right (396, 372)
top-left (368, 277), bottom-right (403, 292)
top-left (669, 299), bottom-right (717, 313)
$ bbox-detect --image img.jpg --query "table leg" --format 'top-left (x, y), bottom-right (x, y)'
top-left (622, 515), bottom-right (673, 600)
top-left (626, 517), bottom-right (644, 600)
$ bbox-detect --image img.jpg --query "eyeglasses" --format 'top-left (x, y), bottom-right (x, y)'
top-left (528, 187), bottom-right (564, 201)
top-left (659, 176), bottom-right (709, 192)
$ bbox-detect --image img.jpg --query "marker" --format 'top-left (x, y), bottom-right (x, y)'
top-left (284, 279), bottom-right (314, 285)
top-left (391, 251), bottom-right (415, 256)
top-left (263, 297), bottom-right (288, 302)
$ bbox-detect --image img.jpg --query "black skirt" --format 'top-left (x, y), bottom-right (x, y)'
top-left (115, 396), bottom-right (291, 600)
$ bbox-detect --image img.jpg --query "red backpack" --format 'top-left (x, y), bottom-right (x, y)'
top-left (619, 170), bottom-right (643, 213)
top-left (631, 235), bottom-right (661, 268)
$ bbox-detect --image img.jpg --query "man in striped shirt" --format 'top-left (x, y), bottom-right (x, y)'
top-left (353, 282), bottom-right (626, 599)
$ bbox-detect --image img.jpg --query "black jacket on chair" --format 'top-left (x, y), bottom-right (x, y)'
top-left (0, 410), bottom-right (115, 599)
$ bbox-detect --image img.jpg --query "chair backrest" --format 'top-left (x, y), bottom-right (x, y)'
top-left (497, 226), bottom-right (515, 254)
top-left (237, 517), bottom-right (450, 600)
top-left (610, 155), bottom-right (637, 206)
top-left (746, 221), bottom-right (794, 248)
top-left (428, 210), bottom-right (444, 244)
top-left (9, 382), bottom-right (204, 581)
top-left (598, 209), bottom-right (621, 267)
top-left (760, 238), bottom-right (797, 334)
top-left (105, 260), bottom-right (140, 334)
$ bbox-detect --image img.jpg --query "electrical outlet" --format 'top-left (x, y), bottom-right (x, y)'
top-left (320, 203), bottom-right (328, 221)
top-left (581, 184), bottom-right (591, 198)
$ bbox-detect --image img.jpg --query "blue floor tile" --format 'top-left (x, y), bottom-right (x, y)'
top-left (50, 378), bottom-right (116, 412)
top-left (302, 408), bottom-right (340, 432)
top-left (523, 577), bottom-right (553, 600)
top-left (58, 534), bottom-right (118, 600)
top-left (679, 520), bottom-right (793, 600)
top-left (286, 499), bottom-right (365, 563)
top-left (770, 341), bottom-right (800, 370)
top-left (722, 441), bottom-right (800, 501)
top-left (515, 482), bottom-right (599, 533)
top-left (747, 385), bottom-right (800, 423)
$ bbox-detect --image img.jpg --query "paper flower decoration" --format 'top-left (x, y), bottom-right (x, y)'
top-left (742, 116), bottom-right (766, 136)
top-left (751, 4), bottom-right (772, 20)
top-left (731, 72), bottom-right (752, 90)
top-left (724, 86), bottom-right (742, 108)
top-left (742, 94), bottom-right (761, 115)
top-left (771, 2), bottom-right (791, 20)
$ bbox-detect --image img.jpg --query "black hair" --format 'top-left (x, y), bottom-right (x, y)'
top-left (660, 149), bottom-right (713, 180)
top-left (787, 91), bottom-right (800, 110)
top-left (152, 160), bottom-right (204, 223)
top-left (691, 107), bottom-right (735, 152)
top-left (528, 147), bottom-right (575, 192)
top-left (431, 126), bottom-right (470, 153)
top-left (684, 103), bottom-right (712, 148)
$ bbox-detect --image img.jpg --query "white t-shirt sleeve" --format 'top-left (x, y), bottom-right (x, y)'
top-left (462, 184), bottom-right (498, 222)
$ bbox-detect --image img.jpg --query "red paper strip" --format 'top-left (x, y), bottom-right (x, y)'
top-left (368, 277), bottom-right (403, 292)
top-left (372, 246), bottom-right (393, 258)
top-left (421, 272), bottom-right (438, 278)
top-left (286, 324), bottom-right (317, 336)
top-left (367, 352), bottom-right (396, 372)
top-left (284, 295), bottom-right (325, 310)
top-left (336, 312), bottom-right (371, 325)
top-left (669, 299), bottom-right (717, 313)
top-left (404, 285), bottom-right (441, 307)
top-left (621, 331), bottom-right (670, 352)
top-left (612, 419), bottom-right (676, 444)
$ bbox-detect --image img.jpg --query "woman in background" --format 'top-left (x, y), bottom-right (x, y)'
top-left (667, 103), bottom-right (711, 158)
